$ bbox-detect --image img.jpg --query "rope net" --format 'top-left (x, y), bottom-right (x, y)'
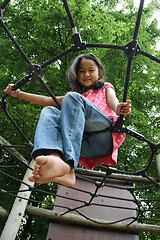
top-left (0, 0), bottom-right (160, 233)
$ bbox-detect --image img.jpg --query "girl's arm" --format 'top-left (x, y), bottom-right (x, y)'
top-left (106, 88), bottom-right (131, 116)
top-left (4, 84), bottom-right (64, 106)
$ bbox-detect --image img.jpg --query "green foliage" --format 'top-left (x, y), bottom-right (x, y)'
top-left (0, 0), bottom-right (160, 239)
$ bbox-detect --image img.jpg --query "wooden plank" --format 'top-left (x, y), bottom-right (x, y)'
top-left (46, 223), bottom-right (139, 240)
top-left (0, 160), bottom-right (35, 240)
top-left (46, 177), bottom-right (140, 239)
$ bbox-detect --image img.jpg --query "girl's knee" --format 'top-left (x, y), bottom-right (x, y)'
top-left (62, 92), bottom-right (82, 105)
top-left (40, 106), bottom-right (59, 117)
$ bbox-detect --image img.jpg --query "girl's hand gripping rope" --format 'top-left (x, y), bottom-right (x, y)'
top-left (4, 84), bottom-right (20, 98)
top-left (116, 100), bottom-right (131, 117)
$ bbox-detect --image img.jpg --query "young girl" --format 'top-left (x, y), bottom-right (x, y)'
top-left (5, 54), bottom-right (131, 187)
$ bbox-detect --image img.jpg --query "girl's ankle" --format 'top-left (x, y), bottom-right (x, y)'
top-left (46, 150), bottom-right (62, 158)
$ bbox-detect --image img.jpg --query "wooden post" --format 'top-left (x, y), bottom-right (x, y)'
top-left (0, 135), bottom-right (29, 164)
top-left (0, 160), bottom-right (35, 240)
top-left (0, 206), bottom-right (8, 221)
top-left (26, 205), bottom-right (160, 234)
top-left (156, 154), bottom-right (160, 180)
top-left (76, 168), bottom-right (158, 183)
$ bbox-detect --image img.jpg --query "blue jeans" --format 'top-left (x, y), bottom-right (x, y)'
top-left (32, 92), bottom-right (113, 169)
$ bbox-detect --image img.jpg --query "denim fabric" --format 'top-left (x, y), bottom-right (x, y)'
top-left (32, 92), bottom-right (113, 169)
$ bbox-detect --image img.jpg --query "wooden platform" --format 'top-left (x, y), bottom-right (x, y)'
top-left (46, 175), bottom-right (139, 240)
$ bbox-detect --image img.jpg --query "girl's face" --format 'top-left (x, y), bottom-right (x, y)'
top-left (77, 58), bottom-right (101, 91)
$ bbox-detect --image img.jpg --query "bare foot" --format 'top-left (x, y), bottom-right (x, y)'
top-left (28, 153), bottom-right (75, 186)
top-left (30, 168), bottom-right (76, 187)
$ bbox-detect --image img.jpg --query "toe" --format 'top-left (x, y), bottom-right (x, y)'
top-left (28, 176), bottom-right (38, 182)
top-left (35, 155), bottom-right (47, 165)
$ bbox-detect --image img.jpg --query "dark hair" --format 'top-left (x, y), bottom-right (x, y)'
top-left (66, 54), bottom-right (106, 93)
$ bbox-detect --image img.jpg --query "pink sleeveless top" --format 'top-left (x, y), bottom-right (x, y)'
top-left (79, 82), bottom-right (125, 169)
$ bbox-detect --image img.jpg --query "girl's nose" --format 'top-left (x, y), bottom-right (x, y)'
top-left (85, 71), bottom-right (89, 76)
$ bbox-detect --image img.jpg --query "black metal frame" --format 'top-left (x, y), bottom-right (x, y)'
top-left (0, 0), bottom-right (160, 191)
